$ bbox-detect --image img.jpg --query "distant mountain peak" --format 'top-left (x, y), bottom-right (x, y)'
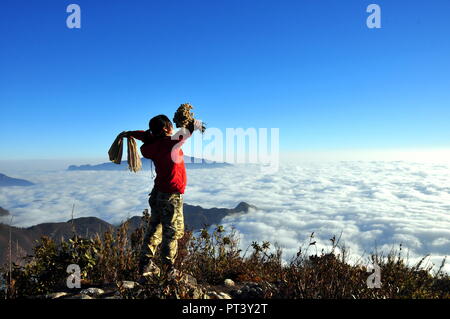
top-left (68, 156), bottom-right (231, 171)
top-left (234, 202), bottom-right (257, 213)
top-left (66, 216), bottom-right (109, 224)
top-left (0, 206), bottom-right (10, 216)
top-left (0, 173), bottom-right (35, 187)
top-left (0, 201), bottom-right (256, 265)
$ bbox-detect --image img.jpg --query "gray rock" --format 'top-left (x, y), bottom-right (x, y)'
top-left (79, 287), bottom-right (105, 296)
top-left (120, 281), bottom-right (136, 289)
top-left (218, 292), bottom-right (232, 299)
top-left (231, 281), bottom-right (277, 299)
top-left (66, 294), bottom-right (94, 299)
top-left (45, 292), bottom-right (69, 299)
top-left (224, 279), bottom-right (235, 287)
top-left (206, 291), bottom-right (220, 299)
top-left (205, 291), bottom-right (232, 299)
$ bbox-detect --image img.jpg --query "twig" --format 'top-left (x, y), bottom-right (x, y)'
top-left (8, 215), bottom-right (13, 298)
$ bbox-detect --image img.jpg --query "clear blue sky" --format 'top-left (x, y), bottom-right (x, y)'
top-left (1, 0), bottom-right (449, 159)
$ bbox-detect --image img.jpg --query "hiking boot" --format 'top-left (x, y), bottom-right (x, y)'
top-left (165, 267), bottom-right (197, 286)
top-left (141, 259), bottom-right (161, 277)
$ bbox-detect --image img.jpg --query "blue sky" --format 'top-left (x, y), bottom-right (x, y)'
top-left (1, 0), bottom-right (449, 160)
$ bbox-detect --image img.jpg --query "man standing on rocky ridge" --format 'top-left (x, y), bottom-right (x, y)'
top-left (120, 114), bottom-right (202, 277)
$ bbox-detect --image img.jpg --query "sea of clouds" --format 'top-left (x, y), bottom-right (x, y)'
top-left (1, 160), bottom-right (449, 273)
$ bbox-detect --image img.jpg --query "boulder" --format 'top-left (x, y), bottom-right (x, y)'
top-left (119, 281), bottom-right (136, 289)
top-left (224, 279), bottom-right (235, 287)
top-left (79, 287), bottom-right (105, 296)
top-left (205, 291), bottom-right (232, 299)
top-left (45, 292), bottom-right (69, 299)
top-left (66, 294), bottom-right (94, 299)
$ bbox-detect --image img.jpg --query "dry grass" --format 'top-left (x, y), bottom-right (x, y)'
top-left (173, 103), bottom-right (206, 133)
top-left (1, 211), bottom-right (449, 299)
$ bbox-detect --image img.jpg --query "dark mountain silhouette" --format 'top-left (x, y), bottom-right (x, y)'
top-left (175, 201), bottom-right (256, 231)
top-left (0, 207), bottom-right (9, 216)
top-left (0, 217), bottom-right (115, 267)
top-left (67, 156), bottom-right (231, 171)
top-left (0, 202), bottom-right (256, 266)
top-left (26, 217), bottom-right (114, 240)
top-left (0, 173), bottom-right (34, 187)
top-left (127, 201), bottom-right (256, 233)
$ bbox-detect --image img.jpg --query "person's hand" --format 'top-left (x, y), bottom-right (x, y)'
top-left (192, 119), bottom-right (203, 131)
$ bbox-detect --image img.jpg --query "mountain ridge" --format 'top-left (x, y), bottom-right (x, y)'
top-left (67, 156), bottom-right (232, 171)
top-left (0, 173), bottom-right (35, 187)
top-left (0, 201), bottom-right (256, 266)
top-left (0, 207), bottom-right (9, 216)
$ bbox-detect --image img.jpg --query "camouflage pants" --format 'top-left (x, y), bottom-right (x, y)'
top-left (140, 188), bottom-right (184, 268)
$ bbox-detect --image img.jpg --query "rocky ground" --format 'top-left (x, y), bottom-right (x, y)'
top-left (27, 275), bottom-right (277, 300)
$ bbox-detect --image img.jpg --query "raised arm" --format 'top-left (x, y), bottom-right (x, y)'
top-left (170, 119), bottom-right (203, 145)
top-left (178, 119), bottom-right (203, 136)
top-left (119, 130), bottom-right (153, 143)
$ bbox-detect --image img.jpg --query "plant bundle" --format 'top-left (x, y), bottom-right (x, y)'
top-left (173, 103), bottom-right (206, 133)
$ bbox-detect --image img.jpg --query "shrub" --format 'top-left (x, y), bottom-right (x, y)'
top-left (1, 211), bottom-right (449, 299)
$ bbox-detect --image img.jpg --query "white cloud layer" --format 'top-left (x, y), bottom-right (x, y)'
top-left (1, 160), bottom-right (449, 273)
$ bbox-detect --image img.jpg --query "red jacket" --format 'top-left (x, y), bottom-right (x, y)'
top-left (129, 130), bottom-right (190, 194)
